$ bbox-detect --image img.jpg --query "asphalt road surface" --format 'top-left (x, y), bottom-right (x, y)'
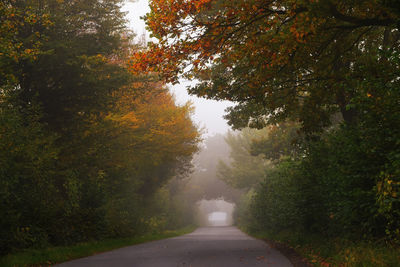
top-left (56, 226), bottom-right (293, 267)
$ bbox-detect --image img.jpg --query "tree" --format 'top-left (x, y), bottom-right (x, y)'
top-left (8, 0), bottom-right (132, 131)
top-left (250, 121), bottom-right (302, 161)
top-left (130, 0), bottom-right (400, 132)
top-left (0, 0), bottom-right (202, 252)
top-left (217, 128), bottom-right (268, 190)
top-left (107, 81), bottom-right (201, 196)
top-left (0, 97), bottom-right (59, 253)
top-left (97, 81), bottom-right (201, 237)
top-left (0, 1), bottom-right (52, 91)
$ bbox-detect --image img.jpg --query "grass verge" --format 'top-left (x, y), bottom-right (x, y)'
top-left (0, 225), bottom-right (197, 267)
top-left (242, 228), bottom-right (400, 267)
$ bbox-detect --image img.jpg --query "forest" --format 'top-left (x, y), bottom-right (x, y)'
top-left (1, 0), bottom-right (400, 266)
top-left (0, 0), bottom-right (201, 258)
top-left (131, 0), bottom-right (400, 265)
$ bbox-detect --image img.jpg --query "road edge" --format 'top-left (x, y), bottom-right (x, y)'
top-left (263, 238), bottom-right (312, 267)
top-left (0, 225), bottom-right (197, 267)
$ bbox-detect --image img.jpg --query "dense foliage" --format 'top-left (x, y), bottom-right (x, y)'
top-left (0, 0), bottom-right (200, 255)
top-left (245, 52), bottom-right (400, 242)
top-left (131, 0), bottom-right (400, 132)
top-left (225, 81), bottom-right (400, 242)
top-left (130, 0), bottom-right (400, 248)
top-left (2, 0), bottom-right (400, 262)
top-left (218, 129), bottom-right (268, 190)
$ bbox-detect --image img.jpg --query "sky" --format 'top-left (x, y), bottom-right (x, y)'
top-left (122, 0), bottom-right (233, 136)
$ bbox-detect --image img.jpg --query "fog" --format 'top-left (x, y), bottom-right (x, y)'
top-left (196, 199), bottom-right (235, 226)
top-left (121, 1), bottom-right (241, 229)
top-left (178, 134), bottom-right (242, 227)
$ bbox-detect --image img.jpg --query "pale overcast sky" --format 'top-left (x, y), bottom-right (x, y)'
top-left (122, 0), bottom-right (233, 136)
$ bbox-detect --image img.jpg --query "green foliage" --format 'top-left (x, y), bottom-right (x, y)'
top-left (250, 122), bottom-right (302, 162)
top-left (234, 48), bottom-right (400, 245)
top-left (163, 178), bottom-right (199, 229)
top-left (217, 129), bottom-right (268, 190)
top-left (355, 51), bottom-right (400, 242)
top-left (233, 189), bottom-right (255, 228)
top-left (0, 0), bottom-right (200, 256)
top-left (246, 111), bottom-right (399, 241)
top-left (0, 93), bottom-right (59, 253)
top-left (250, 160), bottom-right (309, 233)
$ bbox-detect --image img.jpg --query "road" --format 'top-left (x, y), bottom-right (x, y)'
top-left (56, 226), bottom-right (293, 267)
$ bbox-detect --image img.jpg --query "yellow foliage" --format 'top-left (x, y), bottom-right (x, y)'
top-left (107, 80), bottom-right (201, 169)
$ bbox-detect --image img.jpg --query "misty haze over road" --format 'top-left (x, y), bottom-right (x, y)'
top-left (56, 227), bottom-right (292, 267)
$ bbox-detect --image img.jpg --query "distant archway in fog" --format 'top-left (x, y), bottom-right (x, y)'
top-left (196, 198), bottom-right (235, 226)
top-left (187, 135), bottom-right (242, 226)
top-left (208, 212), bottom-right (228, 226)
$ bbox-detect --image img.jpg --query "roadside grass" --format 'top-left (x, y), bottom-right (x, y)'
top-left (246, 229), bottom-right (400, 267)
top-left (0, 225), bottom-right (197, 267)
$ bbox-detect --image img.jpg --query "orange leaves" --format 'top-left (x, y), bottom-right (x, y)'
top-left (137, 0), bottom-right (399, 95)
top-left (147, 0), bottom-right (210, 35)
top-left (129, 50), bottom-right (157, 72)
top-left (133, 0), bottom-right (215, 80)
top-left (139, 0), bottom-right (316, 83)
top-left (107, 111), bottom-right (140, 129)
top-left (109, 80), bottom-right (200, 164)
top-left (193, 0), bottom-right (212, 11)
top-left (128, 45), bottom-right (182, 83)
top-left (129, 50), bottom-right (156, 74)
top-left (0, 2), bottom-right (51, 66)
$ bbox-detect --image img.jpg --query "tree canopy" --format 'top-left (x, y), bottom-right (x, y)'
top-left (130, 0), bottom-right (400, 132)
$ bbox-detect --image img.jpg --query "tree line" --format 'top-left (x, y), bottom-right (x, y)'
top-left (133, 0), bottom-right (400, 245)
top-left (0, 0), bottom-right (200, 255)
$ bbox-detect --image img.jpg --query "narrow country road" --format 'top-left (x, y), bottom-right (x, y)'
top-left (56, 226), bottom-right (293, 267)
